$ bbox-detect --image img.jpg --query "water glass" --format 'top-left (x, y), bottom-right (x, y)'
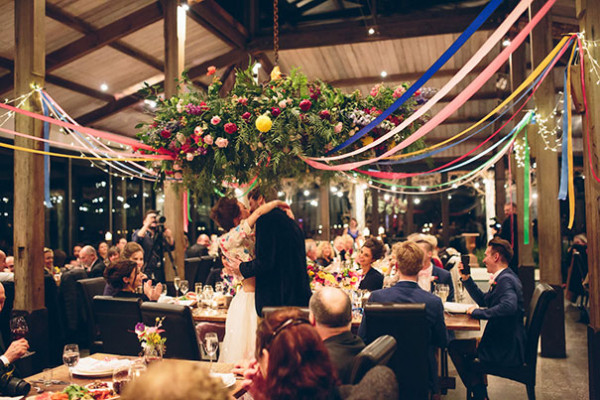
top-left (62, 344), bottom-right (80, 382)
top-left (195, 283), bottom-right (203, 297)
top-left (128, 359), bottom-right (147, 381)
top-left (214, 282), bottom-right (224, 295)
top-left (112, 365), bottom-right (131, 395)
top-left (203, 332), bottom-right (219, 371)
top-left (434, 284), bottom-right (450, 303)
top-left (179, 280), bottom-right (189, 296)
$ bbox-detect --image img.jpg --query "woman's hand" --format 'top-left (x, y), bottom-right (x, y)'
top-left (144, 280), bottom-right (162, 301)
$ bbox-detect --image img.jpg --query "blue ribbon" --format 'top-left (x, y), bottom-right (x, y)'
top-left (326, 0), bottom-right (505, 155)
top-left (557, 55), bottom-right (571, 200)
top-left (41, 98), bottom-right (52, 208)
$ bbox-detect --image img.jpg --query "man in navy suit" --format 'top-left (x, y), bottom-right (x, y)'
top-left (413, 234), bottom-right (455, 302)
top-left (448, 237), bottom-right (526, 400)
top-left (358, 241), bottom-right (447, 397)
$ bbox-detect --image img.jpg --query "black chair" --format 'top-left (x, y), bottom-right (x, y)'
top-left (184, 256), bottom-right (217, 287)
top-left (362, 303), bottom-right (429, 400)
top-left (474, 283), bottom-right (556, 400)
top-left (140, 302), bottom-right (202, 360)
top-left (350, 335), bottom-right (397, 384)
top-left (262, 306), bottom-right (310, 319)
top-left (93, 296), bottom-right (142, 356)
top-left (77, 277), bottom-right (106, 353)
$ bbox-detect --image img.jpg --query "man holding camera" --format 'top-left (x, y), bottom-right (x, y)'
top-left (0, 283), bottom-right (29, 367)
top-left (132, 210), bottom-right (174, 283)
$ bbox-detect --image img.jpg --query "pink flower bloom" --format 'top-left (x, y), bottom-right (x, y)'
top-left (186, 153), bottom-right (194, 161)
top-left (242, 112), bottom-right (251, 121)
top-left (334, 122), bottom-right (343, 134)
top-left (203, 134), bottom-right (214, 145)
top-left (224, 122), bottom-right (238, 134)
top-left (271, 107), bottom-right (281, 118)
top-left (319, 110), bottom-right (330, 120)
top-left (194, 126), bottom-right (203, 135)
top-left (238, 97), bottom-right (248, 105)
top-left (207, 66), bottom-right (216, 76)
top-left (211, 115), bottom-right (221, 125)
top-left (160, 129), bottom-right (171, 139)
top-left (278, 100), bottom-right (287, 108)
top-left (392, 86), bottom-right (406, 98)
top-left (370, 84), bottom-right (381, 97)
top-left (299, 99), bottom-right (312, 112)
top-left (215, 137), bottom-right (229, 148)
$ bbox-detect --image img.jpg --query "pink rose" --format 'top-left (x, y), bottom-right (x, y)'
top-left (242, 112), bottom-right (251, 121)
top-left (392, 86), bottom-right (406, 98)
top-left (319, 110), bottom-right (330, 120)
top-left (207, 66), bottom-right (216, 76)
top-left (211, 115), bottom-right (221, 125)
top-left (194, 126), bottom-right (203, 135)
top-left (203, 134), bottom-right (214, 145)
top-left (334, 122), bottom-right (343, 134)
top-left (215, 137), bottom-right (229, 148)
top-left (160, 129), bottom-right (171, 139)
top-left (238, 97), bottom-right (248, 105)
top-left (278, 100), bottom-right (287, 108)
top-left (271, 107), bottom-right (281, 118)
top-left (224, 122), bottom-right (238, 134)
top-left (186, 153), bottom-right (194, 161)
top-left (370, 84), bottom-right (381, 97)
top-left (299, 99), bottom-right (312, 112)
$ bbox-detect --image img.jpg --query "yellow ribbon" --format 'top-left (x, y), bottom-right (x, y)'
top-left (385, 36), bottom-right (572, 160)
top-left (566, 43), bottom-right (576, 229)
top-left (0, 142), bottom-right (159, 162)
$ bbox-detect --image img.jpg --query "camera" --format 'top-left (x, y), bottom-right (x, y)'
top-left (0, 365), bottom-right (30, 396)
top-left (460, 254), bottom-right (471, 275)
top-left (157, 215), bottom-right (166, 224)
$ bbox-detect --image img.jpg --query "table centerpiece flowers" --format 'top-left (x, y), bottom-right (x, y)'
top-left (134, 317), bottom-right (166, 364)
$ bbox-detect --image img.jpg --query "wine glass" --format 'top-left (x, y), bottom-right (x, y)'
top-left (62, 344), bottom-right (80, 382)
top-left (203, 285), bottom-right (215, 312)
top-left (112, 365), bottom-right (131, 395)
top-left (179, 280), bottom-right (189, 296)
top-left (214, 281), bottom-right (224, 296)
top-left (434, 284), bottom-right (450, 303)
top-left (203, 332), bottom-right (219, 371)
top-left (10, 316), bottom-right (34, 357)
top-left (128, 359), bottom-right (147, 381)
top-left (174, 276), bottom-right (181, 297)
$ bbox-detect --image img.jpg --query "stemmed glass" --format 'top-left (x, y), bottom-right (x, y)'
top-left (174, 276), bottom-right (181, 297)
top-left (128, 359), bottom-right (147, 381)
top-left (434, 284), bottom-right (450, 303)
top-left (10, 316), bottom-right (34, 357)
top-left (112, 365), bottom-right (131, 395)
top-left (62, 344), bottom-right (80, 382)
top-left (214, 282), bottom-right (224, 296)
top-left (179, 280), bottom-right (189, 296)
top-left (203, 332), bottom-right (219, 371)
top-left (203, 285), bottom-right (215, 313)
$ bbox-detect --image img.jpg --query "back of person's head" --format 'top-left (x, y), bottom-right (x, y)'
top-left (120, 362), bottom-right (229, 400)
top-left (210, 197), bottom-right (240, 231)
top-left (248, 186), bottom-right (277, 202)
top-left (104, 260), bottom-right (137, 289)
top-left (309, 287), bottom-right (352, 328)
top-left (256, 307), bottom-right (338, 400)
top-left (395, 241), bottom-right (424, 277)
top-left (121, 242), bottom-right (143, 261)
top-left (362, 237), bottom-right (385, 260)
top-left (410, 233), bottom-right (436, 253)
top-left (487, 237), bottom-right (513, 264)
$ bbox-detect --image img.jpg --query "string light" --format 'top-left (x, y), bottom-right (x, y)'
top-left (579, 32), bottom-right (600, 85)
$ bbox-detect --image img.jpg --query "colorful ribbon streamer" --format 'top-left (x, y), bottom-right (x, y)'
top-left (523, 128), bottom-right (530, 245)
top-left (41, 96), bottom-right (53, 208)
top-left (325, 0), bottom-right (506, 155)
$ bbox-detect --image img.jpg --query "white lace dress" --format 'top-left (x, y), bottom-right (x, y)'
top-left (217, 219), bottom-right (258, 363)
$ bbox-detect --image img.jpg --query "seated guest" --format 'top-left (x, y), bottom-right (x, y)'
top-left (121, 362), bottom-right (229, 400)
top-left (305, 239), bottom-right (318, 266)
top-left (185, 234), bottom-right (210, 259)
top-left (97, 241), bottom-right (109, 262)
top-left (106, 246), bottom-right (120, 265)
top-left (316, 241), bottom-right (334, 268)
top-left (358, 241), bottom-right (447, 396)
top-left (116, 237), bottom-right (128, 252)
top-left (0, 250), bottom-right (5, 271)
top-left (103, 242), bottom-right (145, 296)
top-left (0, 283), bottom-right (29, 370)
top-left (240, 307), bottom-right (339, 400)
top-left (412, 234), bottom-right (454, 302)
top-left (4, 256), bottom-right (13, 272)
top-left (43, 248), bottom-right (55, 276)
top-left (333, 235), bottom-right (348, 261)
top-left (449, 238), bottom-right (526, 400)
top-left (0, 252), bottom-right (12, 282)
top-left (309, 287), bottom-right (365, 384)
top-left (79, 245), bottom-right (105, 278)
top-left (357, 238), bottom-right (385, 292)
top-left (104, 260), bottom-right (162, 301)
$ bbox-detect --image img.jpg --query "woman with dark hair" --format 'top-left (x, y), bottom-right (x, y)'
top-left (343, 218), bottom-right (360, 241)
top-left (357, 237), bottom-right (385, 292)
top-left (243, 307), bottom-right (340, 400)
top-left (103, 260), bottom-right (162, 301)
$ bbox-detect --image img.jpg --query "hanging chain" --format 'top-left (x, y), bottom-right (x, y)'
top-left (273, 0), bottom-right (279, 65)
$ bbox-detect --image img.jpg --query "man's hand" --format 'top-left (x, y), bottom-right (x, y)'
top-left (163, 228), bottom-right (174, 245)
top-left (4, 339), bottom-right (29, 363)
top-left (222, 257), bottom-right (242, 276)
top-left (458, 262), bottom-right (470, 281)
top-left (466, 306), bottom-right (477, 315)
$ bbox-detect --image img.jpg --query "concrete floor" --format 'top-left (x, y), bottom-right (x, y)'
top-left (444, 303), bottom-right (590, 400)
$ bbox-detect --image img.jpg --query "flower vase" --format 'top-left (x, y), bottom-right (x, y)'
top-left (143, 345), bottom-right (164, 365)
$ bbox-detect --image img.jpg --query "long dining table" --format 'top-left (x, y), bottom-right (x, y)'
top-left (24, 353), bottom-right (245, 398)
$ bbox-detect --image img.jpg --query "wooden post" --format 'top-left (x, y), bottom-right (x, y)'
top-left (405, 178), bottom-right (414, 235)
top-left (319, 183), bottom-right (331, 241)
top-left (494, 157), bottom-right (506, 221)
top-left (13, 0), bottom-right (45, 312)
top-left (162, 0), bottom-right (186, 281)
top-left (530, 0), bottom-right (566, 358)
top-left (441, 172), bottom-right (450, 247)
top-left (577, 1), bottom-right (600, 397)
top-left (369, 188), bottom-right (380, 238)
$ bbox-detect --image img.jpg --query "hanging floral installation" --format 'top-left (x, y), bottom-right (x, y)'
top-left (134, 64), bottom-right (428, 196)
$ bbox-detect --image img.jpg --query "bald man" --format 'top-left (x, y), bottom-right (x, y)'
top-left (309, 287), bottom-right (365, 384)
top-left (0, 283), bottom-right (29, 367)
top-left (4, 257), bottom-right (13, 272)
top-left (79, 245), bottom-right (105, 278)
top-left (0, 251), bottom-right (6, 271)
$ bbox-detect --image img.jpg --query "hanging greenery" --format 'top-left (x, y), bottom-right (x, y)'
top-left (135, 63), bottom-right (429, 196)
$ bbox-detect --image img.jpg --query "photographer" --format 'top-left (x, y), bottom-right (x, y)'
top-left (132, 210), bottom-right (174, 283)
top-left (0, 283), bottom-right (29, 368)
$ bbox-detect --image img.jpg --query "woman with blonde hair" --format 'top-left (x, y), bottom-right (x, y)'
top-left (316, 241), bottom-right (334, 267)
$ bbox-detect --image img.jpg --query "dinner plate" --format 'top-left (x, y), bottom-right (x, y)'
top-left (84, 382), bottom-right (119, 400)
top-left (210, 372), bottom-right (236, 388)
top-left (73, 358), bottom-right (131, 377)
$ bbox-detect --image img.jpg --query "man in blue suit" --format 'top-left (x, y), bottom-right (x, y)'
top-left (413, 234), bottom-right (455, 302)
top-left (358, 241), bottom-right (447, 397)
top-left (448, 237), bottom-right (526, 400)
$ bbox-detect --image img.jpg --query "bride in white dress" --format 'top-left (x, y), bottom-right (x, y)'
top-left (211, 197), bottom-right (291, 363)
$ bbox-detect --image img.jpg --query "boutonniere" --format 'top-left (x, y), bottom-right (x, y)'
top-left (430, 276), bottom-right (439, 284)
top-left (490, 281), bottom-right (498, 291)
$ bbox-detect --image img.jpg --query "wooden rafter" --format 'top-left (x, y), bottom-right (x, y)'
top-left (255, 53), bottom-right (274, 76)
top-left (46, 3), bottom-right (164, 71)
top-left (327, 67), bottom-right (487, 87)
top-left (77, 49), bottom-right (249, 125)
top-left (298, 0), bottom-right (329, 14)
top-left (188, 0), bottom-right (248, 49)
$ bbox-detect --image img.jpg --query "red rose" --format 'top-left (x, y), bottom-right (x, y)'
top-left (319, 110), bottom-right (331, 120)
top-left (224, 122), bottom-right (238, 134)
top-left (160, 129), bottom-right (171, 139)
top-left (206, 66), bottom-right (216, 76)
top-left (271, 107), bottom-right (281, 118)
top-left (299, 99), bottom-right (312, 112)
top-left (414, 89), bottom-right (421, 96)
top-left (242, 112), bottom-right (251, 121)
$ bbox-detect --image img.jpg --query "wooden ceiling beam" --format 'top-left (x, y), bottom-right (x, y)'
top-left (298, 0), bottom-right (329, 14)
top-left (248, 5), bottom-right (499, 51)
top-left (188, 0), bottom-right (248, 49)
top-left (46, 3), bottom-right (164, 71)
top-left (77, 49), bottom-right (249, 125)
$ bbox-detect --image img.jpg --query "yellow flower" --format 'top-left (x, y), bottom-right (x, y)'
top-left (271, 65), bottom-right (282, 81)
top-left (318, 271), bottom-right (325, 279)
top-left (256, 114), bottom-right (272, 132)
top-left (361, 136), bottom-right (374, 146)
top-left (351, 276), bottom-right (358, 283)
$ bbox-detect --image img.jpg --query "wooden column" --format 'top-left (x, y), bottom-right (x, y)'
top-left (14, 0), bottom-right (45, 312)
top-left (530, 0), bottom-right (566, 358)
top-left (405, 179), bottom-right (414, 235)
top-left (369, 188), bottom-right (380, 237)
top-left (494, 157), bottom-right (506, 220)
top-left (319, 183), bottom-right (330, 241)
top-left (163, 0), bottom-right (186, 281)
top-left (577, 1), bottom-right (600, 397)
top-left (441, 172), bottom-right (450, 247)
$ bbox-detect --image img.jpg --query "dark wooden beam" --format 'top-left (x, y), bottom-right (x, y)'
top-left (78, 49), bottom-right (249, 125)
top-left (219, 64), bottom-right (237, 96)
top-left (249, 5), bottom-right (499, 51)
top-left (298, 0), bottom-right (329, 14)
top-left (46, 3), bottom-right (164, 71)
top-left (188, 0), bottom-right (248, 48)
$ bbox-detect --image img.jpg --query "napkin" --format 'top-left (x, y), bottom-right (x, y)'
top-left (444, 302), bottom-right (475, 314)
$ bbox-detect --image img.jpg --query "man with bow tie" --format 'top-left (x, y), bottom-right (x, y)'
top-left (448, 237), bottom-right (526, 400)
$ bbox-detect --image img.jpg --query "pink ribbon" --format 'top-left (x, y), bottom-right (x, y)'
top-left (302, 0), bottom-right (557, 171)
